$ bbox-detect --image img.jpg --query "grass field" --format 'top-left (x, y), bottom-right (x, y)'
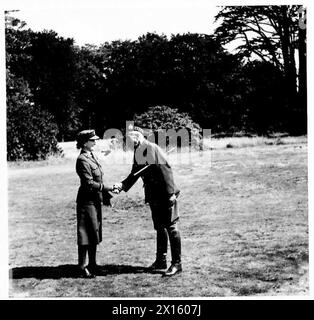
top-left (8, 136), bottom-right (308, 297)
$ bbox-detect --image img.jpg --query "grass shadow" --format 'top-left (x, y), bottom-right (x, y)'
top-left (10, 264), bottom-right (153, 280)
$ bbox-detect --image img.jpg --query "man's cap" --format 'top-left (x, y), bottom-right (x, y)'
top-left (77, 129), bottom-right (99, 142)
top-left (128, 124), bottom-right (144, 135)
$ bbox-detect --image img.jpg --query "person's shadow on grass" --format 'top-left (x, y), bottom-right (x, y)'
top-left (10, 264), bottom-right (158, 280)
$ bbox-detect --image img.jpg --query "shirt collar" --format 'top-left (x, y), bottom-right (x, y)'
top-left (81, 150), bottom-right (92, 157)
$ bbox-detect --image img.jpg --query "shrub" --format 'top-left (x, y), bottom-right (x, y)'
top-left (133, 105), bottom-right (202, 149)
top-left (7, 75), bottom-right (62, 161)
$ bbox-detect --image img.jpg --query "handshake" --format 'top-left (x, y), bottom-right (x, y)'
top-left (111, 182), bottom-right (123, 194)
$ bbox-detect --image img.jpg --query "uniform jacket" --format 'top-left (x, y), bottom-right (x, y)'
top-left (76, 150), bottom-right (112, 205)
top-left (122, 139), bottom-right (180, 204)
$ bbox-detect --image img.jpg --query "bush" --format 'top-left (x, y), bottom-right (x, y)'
top-left (133, 105), bottom-right (202, 149)
top-left (7, 75), bottom-right (62, 161)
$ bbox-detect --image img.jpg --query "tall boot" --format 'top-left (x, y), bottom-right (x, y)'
top-left (163, 223), bottom-right (182, 277)
top-left (87, 244), bottom-right (98, 274)
top-left (149, 228), bottom-right (168, 271)
top-left (78, 245), bottom-right (88, 269)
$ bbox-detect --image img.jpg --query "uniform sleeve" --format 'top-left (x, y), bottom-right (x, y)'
top-left (122, 143), bottom-right (156, 192)
top-left (76, 158), bottom-right (102, 191)
top-left (121, 163), bottom-right (141, 192)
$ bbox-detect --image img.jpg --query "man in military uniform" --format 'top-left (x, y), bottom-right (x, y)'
top-left (114, 126), bottom-right (182, 277)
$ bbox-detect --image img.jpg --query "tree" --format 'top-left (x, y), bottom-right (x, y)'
top-left (26, 30), bottom-right (79, 141)
top-left (239, 61), bottom-right (287, 134)
top-left (5, 11), bottom-right (33, 78)
top-left (7, 71), bottom-right (62, 161)
top-left (134, 105), bottom-right (201, 148)
top-left (73, 44), bottom-right (108, 132)
top-left (100, 32), bottom-right (242, 133)
top-left (5, 11), bottom-right (82, 141)
top-left (6, 12), bottom-right (62, 160)
top-left (215, 5), bottom-right (307, 133)
top-left (167, 33), bottom-right (244, 131)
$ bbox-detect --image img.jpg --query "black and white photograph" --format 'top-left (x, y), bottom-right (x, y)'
top-left (1, 0), bottom-right (311, 301)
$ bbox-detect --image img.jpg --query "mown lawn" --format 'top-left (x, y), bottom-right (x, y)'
top-left (8, 137), bottom-right (308, 297)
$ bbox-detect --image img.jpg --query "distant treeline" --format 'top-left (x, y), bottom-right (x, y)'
top-left (6, 6), bottom-right (307, 160)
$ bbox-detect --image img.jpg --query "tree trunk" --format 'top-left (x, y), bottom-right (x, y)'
top-left (298, 20), bottom-right (306, 100)
top-left (280, 6), bottom-right (297, 96)
top-left (298, 18), bottom-right (307, 133)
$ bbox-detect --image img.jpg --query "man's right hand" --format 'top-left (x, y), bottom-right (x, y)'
top-left (112, 182), bottom-right (123, 194)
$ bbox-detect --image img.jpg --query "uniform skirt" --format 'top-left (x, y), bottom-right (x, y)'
top-left (77, 203), bottom-right (102, 245)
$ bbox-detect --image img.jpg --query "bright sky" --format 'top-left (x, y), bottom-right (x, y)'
top-left (4, 0), bottom-right (222, 47)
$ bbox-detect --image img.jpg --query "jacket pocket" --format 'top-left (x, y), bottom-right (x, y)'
top-left (90, 163), bottom-right (101, 178)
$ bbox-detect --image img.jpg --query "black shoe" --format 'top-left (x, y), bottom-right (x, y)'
top-left (79, 267), bottom-right (96, 278)
top-left (162, 263), bottom-right (182, 277)
top-left (149, 259), bottom-right (167, 272)
top-left (87, 264), bottom-right (101, 275)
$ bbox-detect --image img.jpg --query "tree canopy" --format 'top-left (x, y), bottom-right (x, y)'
top-left (215, 5), bottom-right (307, 133)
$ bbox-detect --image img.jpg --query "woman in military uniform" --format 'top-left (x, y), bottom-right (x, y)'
top-left (75, 129), bottom-right (113, 278)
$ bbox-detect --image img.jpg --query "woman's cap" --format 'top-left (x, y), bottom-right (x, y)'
top-left (77, 129), bottom-right (99, 142)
